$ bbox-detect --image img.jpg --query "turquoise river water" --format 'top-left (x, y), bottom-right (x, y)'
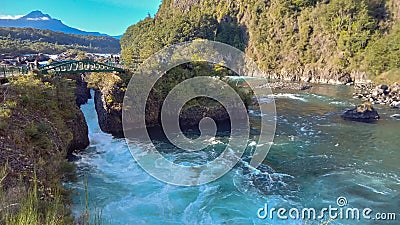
top-left (67, 83), bottom-right (400, 225)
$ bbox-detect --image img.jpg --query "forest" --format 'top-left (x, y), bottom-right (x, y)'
top-left (0, 27), bottom-right (121, 55)
top-left (121, 0), bottom-right (400, 82)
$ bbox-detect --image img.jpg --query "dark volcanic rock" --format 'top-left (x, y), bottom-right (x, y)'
top-left (380, 84), bottom-right (389, 91)
top-left (341, 103), bottom-right (380, 122)
top-left (67, 107), bottom-right (89, 154)
top-left (75, 77), bottom-right (91, 107)
top-left (94, 90), bottom-right (123, 136)
top-left (62, 74), bottom-right (90, 153)
top-left (179, 105), bottom-right (231, 129)
top-left (96, 89), bottom-right (240, 136)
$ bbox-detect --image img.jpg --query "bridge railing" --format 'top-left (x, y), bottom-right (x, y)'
top-left (1, 60), bottom-right (127, 78)
top-left (39, 60), bottom-right (125, 74)
top-left (38, 60), bottom-right (75, 70)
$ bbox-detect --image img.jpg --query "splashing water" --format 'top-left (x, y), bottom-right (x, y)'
top-left (67, 85), bottom-right (400, 225)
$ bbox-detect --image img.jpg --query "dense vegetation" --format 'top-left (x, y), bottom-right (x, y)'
top-left (150, 62), bottom-right (253, 110)
top-left (0, 27), bottom-right (121, 55)
top-left (0, 75), bottom-right (81, 224)
top-left (121, 0), bottom-right (400, 83)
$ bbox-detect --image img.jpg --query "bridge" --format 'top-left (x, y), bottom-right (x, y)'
top-left (39, 60), bottom-right (124, 74)
top-left (1, 60), bottom-right (124, 78)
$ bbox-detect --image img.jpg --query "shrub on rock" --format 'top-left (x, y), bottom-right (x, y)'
top-left (342, 102), bottom-right (380, 122)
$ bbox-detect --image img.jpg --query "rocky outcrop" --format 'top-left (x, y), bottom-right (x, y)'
top-left (341, 103), bottom-right (380, 122)
top-left (66, 107), bottom-right (89, 154)
top-left (266, 68), bottom-right (361, 85)
top-left (75, 75), bottom-right (91, 107)
top-left (179, 105), bottom-right (230, 129)
top-left (353, 83), bottom-right (400, 108)
top-left (338, 73), bottom-right (353, 85)
top-left (94, 90), bottom-right (123, 136)
top-left (57, 73), bottom-right (90, 153)
top-left (95, 89), bottom-right (237, 136)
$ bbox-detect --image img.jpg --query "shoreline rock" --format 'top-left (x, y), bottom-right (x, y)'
top-left (0, 77), bottom-right (9, 85)
top-left (41, 73), bottom-right (90, 153)
top-left (68, 74), bottom-right (90, 153)
top-left (94, 89), bottom-right (124, 137)
top-left (94, 87), bottom-right (236, 137)
top-left (94, 87), bottom-right (239, 137)
top-left (353, 83), bottom-right (400, 108)
top-left (67, 107), bottom-right (89, 154)
top-left (264, 68), bottom-right (362, 85)
top-left (341, 102), bottom-right (380, 122)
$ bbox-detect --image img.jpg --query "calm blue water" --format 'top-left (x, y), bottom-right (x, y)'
top-left (68, 85), bottom-right (400, 225)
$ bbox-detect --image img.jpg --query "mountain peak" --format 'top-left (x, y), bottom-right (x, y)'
top-left (22, 10), bottom-right (52, 20)
top-left (0, 10), bottom-right (111, 37)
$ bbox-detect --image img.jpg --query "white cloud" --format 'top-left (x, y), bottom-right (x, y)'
top-left (26, 17), bottom-right (50, 21)
top-left (0, 15), bottom-right (24, 20)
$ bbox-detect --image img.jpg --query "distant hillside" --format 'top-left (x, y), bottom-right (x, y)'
top-left (112, 35), bottom-right (123, 40)
top-left (0, 27), bottom-right (121, 55)
top-left (0, 10), bottom-right (109, 37)
top-left (121, 0), bottom-right (400, 83)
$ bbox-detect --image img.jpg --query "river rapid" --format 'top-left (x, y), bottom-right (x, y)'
top-left (67, 83), bottom-right (400, 225)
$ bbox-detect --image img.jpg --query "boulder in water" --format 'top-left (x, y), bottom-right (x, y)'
top-left (341, 102), bottom-right (380, 122)
top-left (380, 84), bottom-right (389, 91)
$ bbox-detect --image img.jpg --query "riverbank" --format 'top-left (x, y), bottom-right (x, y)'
top-left (0, 75), bottom-right (89, 224)
top-left (353, 83), bottom-right (400, 108)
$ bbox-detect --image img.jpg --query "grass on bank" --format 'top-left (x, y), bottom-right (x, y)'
top-left (372, 69), bottom-right (400, 85)
top-left (0, 74), bottom-right (81, 224)
top-left (0, 166), bottom-right (105, 225)
top-left (0, 163), bottom-right (71, 225)
top-left (1, 74), bottom-right (109, 225)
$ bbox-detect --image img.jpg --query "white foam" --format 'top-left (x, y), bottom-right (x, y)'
top-left (391, 114), bottom-right (400, 119)
top-left (268, 93), bottom-right (308, 102)
top-left (248, 141), bottom-right (257, 147)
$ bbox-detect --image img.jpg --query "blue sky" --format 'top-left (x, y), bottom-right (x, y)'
top-left (0, 0), bottom-right (161, 36)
